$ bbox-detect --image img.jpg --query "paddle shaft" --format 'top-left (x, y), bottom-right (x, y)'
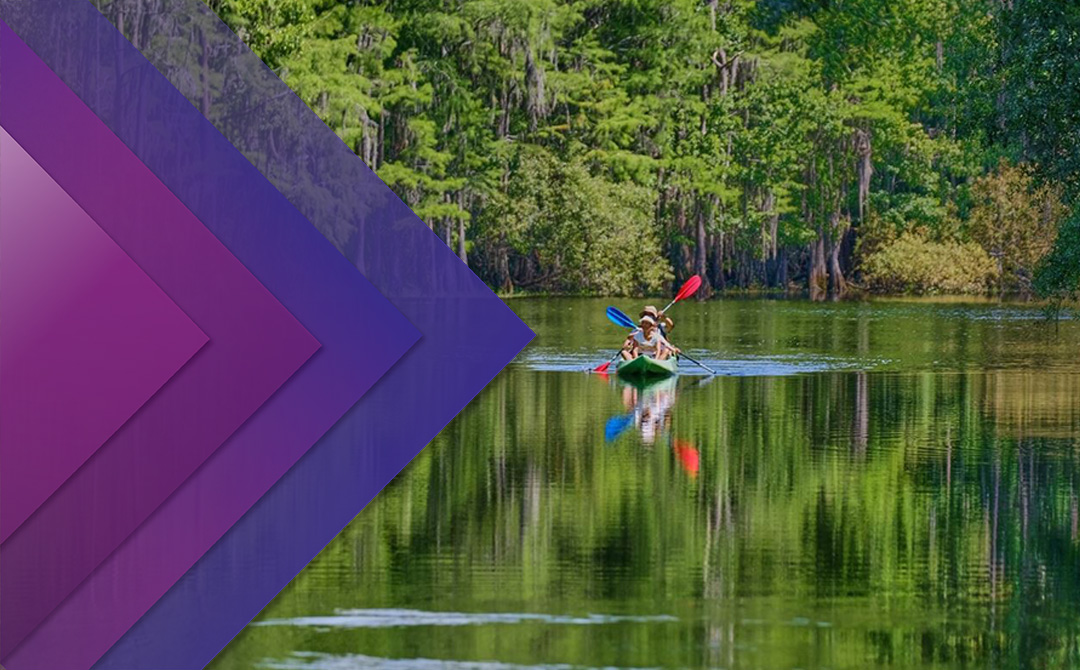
top-left (678, 351), bottom-right (716, 375)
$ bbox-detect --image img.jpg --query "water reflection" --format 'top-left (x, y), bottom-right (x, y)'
top-left (214, 299), bottom-right (1080, 670)
top-left (605, 377), bottom-right (700, 480)
top-left (609, 378), bottom-right (677, 444)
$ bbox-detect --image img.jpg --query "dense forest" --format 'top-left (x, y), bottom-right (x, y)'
top-left (193, 0), bottom-right (1079, 299)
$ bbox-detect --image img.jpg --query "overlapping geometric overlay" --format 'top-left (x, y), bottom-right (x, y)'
top-left (0, 128), bottom-right (209, 543)
top-left (0, 1), bottom-right (532, 669)
top-left (0, 15), bottom-right (421, 668)
top-left (0, 20), bottom-right (343, 659)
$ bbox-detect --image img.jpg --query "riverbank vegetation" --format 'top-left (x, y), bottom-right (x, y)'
top-left (194, 0), bottom-right (1078, 299)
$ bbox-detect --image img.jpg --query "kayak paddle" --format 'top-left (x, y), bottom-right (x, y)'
top-left (661, 275), bottom-right (702, 313)
top-left (606, 306), bottom-right (636, 329)
top-left (591, 351), bottom-right (621, 373)
top-left (589, 307), bottom-right (635, 371)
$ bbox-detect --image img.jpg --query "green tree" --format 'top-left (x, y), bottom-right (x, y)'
top-left (996, 1), bottom-right (1080, 305)
top-left (477, 145), bottom-right (669, 294)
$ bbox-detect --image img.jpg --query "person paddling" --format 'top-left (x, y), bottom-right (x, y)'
top-left (640, 305), bottom-right (673, 337)
top-left (621, 315), bottom-right (679, 361)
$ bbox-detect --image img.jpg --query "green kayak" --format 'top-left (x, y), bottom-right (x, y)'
top-left (615, 355), bottom-right (679, 379)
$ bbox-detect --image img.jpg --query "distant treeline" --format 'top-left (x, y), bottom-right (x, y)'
top-left (166, 2), bottom-right (1080, 298)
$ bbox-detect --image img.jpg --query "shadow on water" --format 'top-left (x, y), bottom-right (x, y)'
top-left (214, 298), bottom-right (1080, 670)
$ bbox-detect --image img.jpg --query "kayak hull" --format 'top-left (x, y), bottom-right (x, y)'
top-left (615, 355), bottom-right (678, 379)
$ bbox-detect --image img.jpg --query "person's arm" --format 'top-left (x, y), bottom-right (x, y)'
top-left (659, 311), bottom-right (674, 332)
top-left (659, 333), bottom-right (680, 355)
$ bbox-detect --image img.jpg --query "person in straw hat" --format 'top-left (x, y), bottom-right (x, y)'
top-left (620, 314), bottom-right (679, 361)
top-left (639, 305), bottom-right (674, 337)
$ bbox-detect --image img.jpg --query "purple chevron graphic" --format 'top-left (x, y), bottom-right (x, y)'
top-left (0, 14), bottom-right (422, 670)
top-left (0, 20), bottom-right (328, 658)
top-left (0, 129), bottom-right (208, 541)
top-left (75, 3), bottom-right (532, 667)
top-left (0, 2), bottom-right (532, 668)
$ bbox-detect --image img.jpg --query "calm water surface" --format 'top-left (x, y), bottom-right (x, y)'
top-left (214, 298), bottom-right (1080, 670)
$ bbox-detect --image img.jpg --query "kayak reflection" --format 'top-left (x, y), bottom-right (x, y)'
top-left (604, 377), bottom-right (700, 478)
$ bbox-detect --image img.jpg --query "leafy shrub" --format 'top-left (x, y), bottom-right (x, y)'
top-left (968, 161), bottom-right (1064, 293)
top-left (861, 232), bottom-right (998, 294)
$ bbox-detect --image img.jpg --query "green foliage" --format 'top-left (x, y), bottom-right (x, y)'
top-left (968, 161), bottom-right (1063, 294)
top-left (999, 1), bottom-right (1080, 303)
top-left (205, 0), bottom-right (315, 68)
top-left (861, 231), bottom-right (997, 294)
top-left (194, 0), bottom-right (1074, 297)
top-left (480, 147), bottom-right (669, 294)
top-left (1034, 212), bottom-right (1080, 308)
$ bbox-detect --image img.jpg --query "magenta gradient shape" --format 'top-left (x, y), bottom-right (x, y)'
top-left (0, 128), bottom-right (208, 541)
top-left (0, 29), bottom-right (326, 658)
top-left (0, 18), bottom-right (421, 669)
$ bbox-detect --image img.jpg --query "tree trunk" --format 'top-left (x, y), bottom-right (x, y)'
top-left (497, 244), bottom-right (512, 292)
top-left (672, 198), bottom-right (688, 283)
top-left (767, 191), bottom-right (779, 259)
top-left (809, 237), bottom-right (827, 301)
top-left (828, 211), bottom-right (848, 296)
top-left (359, 107), bottom-right (373, 166)
top-left (524, 45), bottom-right (546, 132)
top-left (712, 232), bottom-right (726, 290)
top-left (497, 83), bottom-right (511, 138)
top-left (828, 238), bottom-right (846, 296)
top-left (457, 218), bottom-right (468, 264)
top-left (440, 218), bottom-right (452, 247)
top-left (378, 108), bottom-right (386, 169)
top-left (855, 128), bottom-right (873, 222)
top-left (776, 248), bottom-right (788, 289)
top-left (695, 201), bottom-right (711, 298)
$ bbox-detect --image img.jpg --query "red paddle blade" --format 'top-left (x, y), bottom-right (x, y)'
top-left (674, 275), bottom-right (702, 303)
top-left (594, 361), bottom-right (613, 373)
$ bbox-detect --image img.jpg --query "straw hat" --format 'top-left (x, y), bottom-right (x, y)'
top-left (640, 305), bottom-right (660, 319)
top-left (639, 315), bottom-right (657, 326)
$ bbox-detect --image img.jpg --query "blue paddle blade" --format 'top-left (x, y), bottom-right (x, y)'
top-left (605, 413), bottom-right (635, 442)
top-left (606, 306), bottom-right (636, 329)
